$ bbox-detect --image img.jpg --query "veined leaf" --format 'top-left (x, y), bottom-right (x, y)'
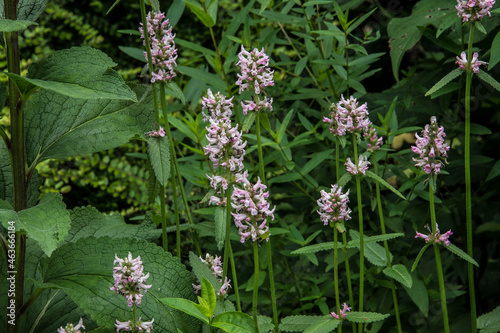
top-left (0, 19), bottom-right (37, 32)
top-left (345, 312), bottom-right (389, 323)
top-left (477, 70), bottom-right (500, 92)
top-left (243, 112), bottom-right (258, 133)
top-left (365, 171), bottom-right (406, 199)
top-left (477, 305), bottom-right (500, 330)
top-left (291, 242), bottom-right (345, 255)
top-left (445, 243), bottom-right (479, 267)
top-left (161, 297), bottom-right (210, 325)
top-left (424, 68), bottom-right (462, 97)
top-left (277, 109), bottom-right (295, 145)
top-left (301, 150), bottom-right (334, 175)
top-left (383, 264), bottom-right (413, 288)
top-left (182, 0), bottom-right (214, 27)
top-left (214, 206), bottom-right (226, 251)
top-left (303, 316), bottom-right (340, 333)
top-left (350, 230), bottom-right (392, 266)
top-left (0, 0), bottom-right (48, 21)
top-left (347, 233), bottom-right (404, 247)
top-left (279, 315), bottom-right (337, 332)
top-left (488, 31), bottom-right (500, 70)
top-left (403, 272), bottom-right (429, 317)
top-left (201, 277), bottom-right (216, 316)
top-left (212, 311), bottom-right (256, 333)
top-left (147, 137), bottom-right (171, 186)
top-left (189, 252), bottom-right (222, 293)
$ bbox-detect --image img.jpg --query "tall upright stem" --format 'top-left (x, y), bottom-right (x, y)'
top-left (256, 112), bottom-right (278, 330)
top-left (160, 185), bottom-right (168, 251)
top-left (464, 24), bottom-right (477, 333)
top-left (352, 135), bottom-right (364, 333)
top-left (5, 0), bottom-right (27, 331)
top-left (429, 186), bottom-right (450, 333)
top-left (373, 159), bottom-right (402, 333)
top-left (334, 228), bottom-right (342, 333)
top-left (252, 241), bottom-right (260, 332)
top-left (171, 164), bottom-right (180, 257)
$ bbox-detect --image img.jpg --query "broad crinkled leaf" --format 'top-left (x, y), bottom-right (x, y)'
top-left (148, 137), bottom-right (171, 186)
top-left (350, 230), bottom-right (393, 267)
top-left (383, 264), bottom-right (413, 288)
top-left (18, 46), bottom-right (137, 101)
top-left (38, 236), bottom-right (200, 332)
top-left (477, 306), bottom-right (500, 331)
top-left (0, 19), bottom-right (37, 32)
top-left (0, 192), bottom-right (70, 256)
top-left (212, 311), bottom-right (256, 333)
top-left (25, 83), bottom-right (155, 165)
top-left (403, 271), bottom-right (429, 317)
top-left (387, 0), bottom-right (454, 80)
top-left (189, 252), bottom-right (222, 292)
top-left (66, 206), bottom-right (159, 244)
top-left (0, 139), bottom-right (13, 206)
top-left (0, 0), bottom-right (48, 21)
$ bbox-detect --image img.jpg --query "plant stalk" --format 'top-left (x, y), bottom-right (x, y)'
top-left (334, 228), bottom-right (341, 333)
top-left (252, 241), bottom-right (260, 332)
top-left (464, 23), bottom-right (477, 333)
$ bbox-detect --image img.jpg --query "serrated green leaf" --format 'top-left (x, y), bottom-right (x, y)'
top-left (350, 230), bottom-right (392, 267)
top-left (214, 206), bottom-right (226, 251)
top-left (365, 170), bottom-right (406, 200)
top-left (201, 276), bottom-right (216, 316)
top-left (347, 233), bottom-right (404, 248)
top-left (242, 112), bottom-right (257, 133)
top-left (212, 311), bottom-right (256, 333)
top-left (291, 242), bottom-right (344, 255)
top-left (25, 84), bottom-right (154, 165)
top-left (147, 137), bottom-right (171, 186)
top-left (279, 315), bottom-right (337, 332)
top-left (0, 0), bottom-right (48, 21)
top-left (0, 19), bottom-right (37, 32)
top-left (489, 31), bottom-right (500, 70)
top-left (477, 305), bottom-right (500, 330)
top-left (345, 311), bottom-right (389, 323)
top-left (383, 264), bottom-right (413, 288)
top-left (425, 68), bottom-right (462, 97)
top-left (403, 271), bottom-right (429, 317)
top-left (412, 243), bottom-right (431, 272)
top-left (258, 315), bottom-right (274, 333)
top-left (0, 193), bottom-right (70, 256)
top-left (259, 111), bottom-right (274, 137)
top-left (189, 252), bottom-right (222, 292)
top-left (445, 243), bottom-right (479, 267)
top-left (38, 237), bottom-right (200, 331)
top-left (161, 297), bottom-right (210, 324)
top-left (477, 70), bottom-right (500, 92)
top-left (0, 140), bottom-right (13, 206)
top-left (9, 47), bottom-right (136, 101)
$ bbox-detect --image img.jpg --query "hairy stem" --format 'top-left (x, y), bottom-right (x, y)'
top-left (465, 23), bottom-right (477, 333)
top-left (252, 241), bottom-right (260, 332)
top-left (334, 228), bottom-right (342, 333)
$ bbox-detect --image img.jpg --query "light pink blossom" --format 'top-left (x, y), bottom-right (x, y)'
top-left (324, 95), bottom-right (371, 136)
top-left (145, 125), bottom-right (166, 138)
top-left (415, 224), bottom-right (453, 246)
top-left (57, 318), bottom-right (85, 333)
top-left (231, 171), bottom-right (274, 243)
top-left (345, 155), bottom-right (371, 175)
top-left (456, 0), bottom-right (495, 22)
top-left (192, 253), bottom-right (232, 297)
top-left (202, 89), bottom-right (234, 122)
top-left (456, 51), bottom-right (488, 73)
top-left (411, 116), bottom-right (449, 175)
top-left (115, 318), bottom-right (154, 333)
top-left (236, 46), bottom-right (274, 95)
top-left (140, 11), bottom-right (177, 83)
top-left (317, 184), bottom-right (351, 232)
top-left (364, 125), bottom-right (383, 152)
top-left (330, 303), bottom-right (352, 320)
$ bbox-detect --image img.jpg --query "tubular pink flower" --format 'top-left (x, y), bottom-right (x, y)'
top-left (236, 46), bottom-right (274, 95)
top-left (364, 125), bottom-right (383, 152)
top-left (231, 171), bottom-right (274, 243)
top-left (110, 252), bottom-right (152, 307)
top-left (345, 155), bottom-right (371, 175)
top-left (139, 11), bottom-right (177, 83)
top-left (317, 184), bottom-right (351, 232)
top-left (415, 224), bottom-right (453, 246)
top-left (456, 0), bottom-right (495, 22)
top-left (193, 254), bottom-right (232, 297)
top-left (145, 125), bottom-right (166, 138)
top-left (241, 96), bottom-right (273, 115)
top-left (202, 89), bottom-right (234, 122)
top-left (412, 116), bottom-right (450, 175)
top-left (115, 318), bottom-right (154, 333)
top-left (58, 318), bottom-right (85, 333)
top-left (456, 51), bottom-right (488, 73)
top-left (324, 95), bottom-right (370, 136)
top-left (330, 302), bottom-right (352, 320)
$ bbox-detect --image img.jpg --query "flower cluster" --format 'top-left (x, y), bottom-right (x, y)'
top-left (236, 46), bottom-right (274, 95)
top-left (140, 11), bottom-right (177, 83)
top-left (57, 318), bottom-right (85, 333)
top-left (330, 303), bottom-right (352, 320)
top-left (456, 51), bottom-right (488, 73)
top-left (345, 155), bottom-right (371, 176)
top-left (411, 116), bottom-right (450, 175)
top-left (364, 125), bottom-right (383, 152)
top-left (110, 252), bottom-right (152, 307)
top-left (115, 318), bottom-right (154, 333)
top-left (415, 224), bottom-right (453, 246)
top-left (317, 184), bottom-right (351, 232)
top-left (231, 171), bottom-right (275, 243)
top-left (202, 89), bottom-right (234, 122)
top-left (145, 125), bottom-right (166, 138)
top-left (192, 254), bottom-right (232, 296)
top-left (241, 96), bottom-right (273, 115)
top-left (456, 0), bottom-right (495, 22)
top-left (324, 95), bottom-right (371, 136)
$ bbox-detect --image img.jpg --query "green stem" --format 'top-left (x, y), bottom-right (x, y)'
top-left (429, 183), bottom-right (450, 333)
top-left (373, 159), bottom-right (402, 333)
top-left (334, 228), bottom-right (341, 333)
top-left (223, 187), bottom-right (233, 280)
top-left (465, 23), bottom-right (477, 333)
top-left (228, 244), bottom-right (241, 311)
top-left (252, 241), bottom-right (260, 332)
top-left (336, 139), bottom-right (340, 181)
top-left (352, 135), bottom-right (364, 333)
top-left (172, 164), bottom-right (180, 257)
top-left (342, 232), bottom-right (354, 326)
top-left (133, 305), bottom-right (137, 329)
top-left (159, 82), bottom-right (201, 256)
top-left (160, 185), bottom-right (168, 251)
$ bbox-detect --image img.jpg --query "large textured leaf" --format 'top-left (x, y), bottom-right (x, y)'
top-left (37, 236), bottom-right (200, 332)
top-left (0, 193), bottom-right (70, 256)
top-left (148, 137), bottom-right (171, 186)
top-left (387, 0), bottom-right (454, 80)
top-left (212, 312), bottom-right (256, 333)
top-left (0, 0), bottom-right (48, 21)
top-left (345, 312), bottom-right (389, 323)
top-left (9, 47), bottom-right (137, 101)
top-left (24, 84), bottom-right (154, 165)
top-left (303, 316), bottom-right (339, 333)
top-left (489, 31), bottom-right (500, 70)
top-left (477, 70), bottom-right (500, 92)
top-left (350, 230), bottom-right (392, 267)
top-left (160, 297), bottom-right (209, 325)
top-left (66, 206), bottom-right (159, 243)
top-left (0, 139), bottom-right (13, 205)
top-left (189, 252), bottom-right (222, 292)
top-left (383, 264), bottom-right (413, 288)
top-left (477, 306), bottom-right (500, 332)
top-left (0, 19), bottom-right (37, 32)
top-left (403, 272), bottom-right (429, 317)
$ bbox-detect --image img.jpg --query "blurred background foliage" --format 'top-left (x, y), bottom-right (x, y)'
top-left (1, 0), bottom-right (500, 331)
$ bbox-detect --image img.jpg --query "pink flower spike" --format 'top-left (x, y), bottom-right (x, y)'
top-left (456, 51), bottom-right (488, 73)
top-left (412, 116), bottom-right (450, 175)
top-left (456, 0), bottom-right (495, 22)
top-left (236, 46), bottom-right (274, 95)
top-left (415, 231), bottom-right (430, 242)
top-left (330, 302), bottom-right (351, 320)
top-left (58, 318), bottom-right (85, 333)
top-left (439, 230), bottom-right (453, 246)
